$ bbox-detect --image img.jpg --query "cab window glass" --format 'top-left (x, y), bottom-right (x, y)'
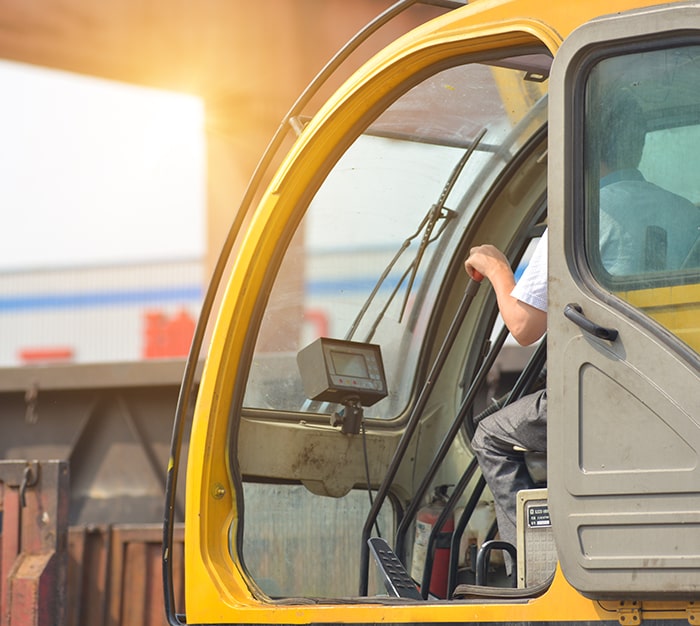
top-left (584, 45), bottom-right (700, 353)
top-left (243, 54), bottom-right (549, 416)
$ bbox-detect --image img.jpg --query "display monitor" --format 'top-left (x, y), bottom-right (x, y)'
top-left (297, 337), bottom-right (388, 407)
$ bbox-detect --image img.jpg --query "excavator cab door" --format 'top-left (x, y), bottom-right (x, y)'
top-left (547, 2), bottom-right (700, 598)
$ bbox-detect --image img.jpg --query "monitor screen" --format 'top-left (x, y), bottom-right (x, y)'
top-left (330, 350), bottom-right (369, 378)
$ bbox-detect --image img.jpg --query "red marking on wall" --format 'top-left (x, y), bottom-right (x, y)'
top-left (303, 309), bottom-right (329, 339)
top-left (143, 309), bottom-right (196, 358)
top-left (19, 347), bottom-right (74, 364)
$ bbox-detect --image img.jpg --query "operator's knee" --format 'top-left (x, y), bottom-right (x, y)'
top-left (471, 413), bottom-right (512, 457)
top-left (470, 420), bottom-right (488, 459)
top-left (470, 421), bottom-right (502, 480)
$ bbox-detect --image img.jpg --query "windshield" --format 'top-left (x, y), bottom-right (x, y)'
top-left (243, 53), bottom-right (550, 418)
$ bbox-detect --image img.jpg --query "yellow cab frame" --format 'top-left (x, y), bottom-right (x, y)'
top-left (163, 1), bottom-right (700, 625)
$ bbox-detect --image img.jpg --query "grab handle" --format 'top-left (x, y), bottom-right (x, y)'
top-left (564, 303), bottom-right (618, 342)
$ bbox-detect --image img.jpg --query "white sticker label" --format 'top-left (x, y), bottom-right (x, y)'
top-left (410, 519), bottom-right (432, 581)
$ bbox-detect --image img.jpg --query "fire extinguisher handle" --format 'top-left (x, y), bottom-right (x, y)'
top-left (368, 537), bottom-right (422, 600)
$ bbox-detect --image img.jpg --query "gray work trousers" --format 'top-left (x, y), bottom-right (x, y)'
top-left (471, 389), bottom-right (547, 553)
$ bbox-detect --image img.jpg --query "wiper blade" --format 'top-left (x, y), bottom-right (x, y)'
top-left (362, 208), bottom-right (454, 343)
top-left (345, 128), bottom-right (487, 342)
top-left (399, 127), bottom-right (486, 322)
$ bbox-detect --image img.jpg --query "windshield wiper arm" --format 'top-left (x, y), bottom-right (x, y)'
top-left (399, 128), bottom-right (486, 322)
top-left (362, 210), bottom-right (454, 343)
top-left (345, 128), bottom-right (487, 341)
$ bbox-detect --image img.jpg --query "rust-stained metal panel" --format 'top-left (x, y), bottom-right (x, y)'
top-left (0, 460), bottom-right (70, 626)
top-left (0, 361), bottom-right (192, 525)
top-left (67, 524), bottom-right (184, 626)
top-left (0, 364), bottom-right (188, 625)
top-left (66, 526), bottom-right (111, 626)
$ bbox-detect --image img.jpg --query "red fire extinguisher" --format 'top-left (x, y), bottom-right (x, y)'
top-left (410, 485), bottom-right (454, 598)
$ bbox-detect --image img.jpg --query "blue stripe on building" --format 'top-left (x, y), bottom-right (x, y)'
top-left (0, 262), bottom-right (527, 312)
top-left (0, 285), bottom-right (203, 312)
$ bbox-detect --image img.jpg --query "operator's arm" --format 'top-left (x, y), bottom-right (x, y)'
top-left (465, 245), bottom-right (546, 346)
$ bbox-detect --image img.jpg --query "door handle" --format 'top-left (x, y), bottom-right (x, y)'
top-left (564, 303), bottom-right (618, 342)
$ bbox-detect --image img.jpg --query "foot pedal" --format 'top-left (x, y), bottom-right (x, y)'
top-left (368, 537), bottom-right (422, 600)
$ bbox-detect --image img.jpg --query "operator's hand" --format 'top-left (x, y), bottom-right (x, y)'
top-left (464, 244), bottom-right (544, 346)
top-left (464, 244), bottom-right (510, 283)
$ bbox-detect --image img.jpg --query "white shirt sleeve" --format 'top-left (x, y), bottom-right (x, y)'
top-left (510, 229), bottom-right (548, 312)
